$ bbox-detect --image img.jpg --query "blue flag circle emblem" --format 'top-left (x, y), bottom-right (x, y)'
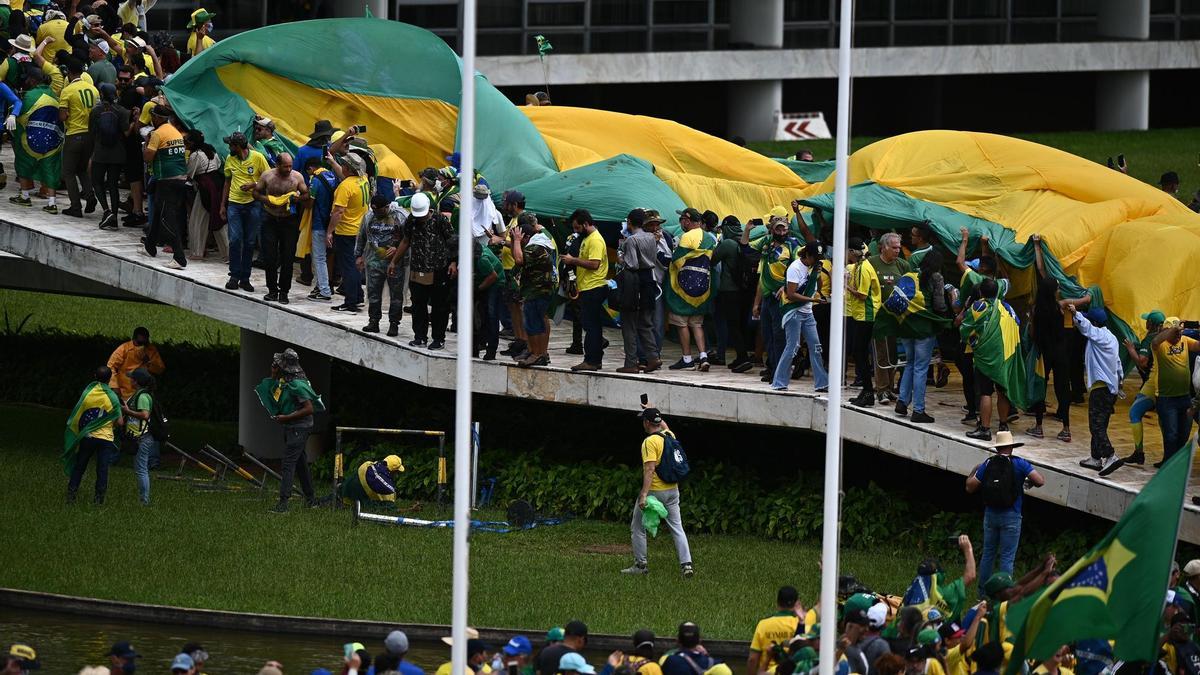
top-left (677, 257), bottom-right (711, 299)
top-left (884, 274), bottom-right (918, 315)
top-left (78, 406), bottom-right (103, 427)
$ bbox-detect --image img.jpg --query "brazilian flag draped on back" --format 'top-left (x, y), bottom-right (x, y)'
top-left (960, 293), bottom-right (1032, 410)
top-left (18, 84), bottom-right (63, 160)
top-left (1004, 443), bottom-right (1194, 675)
top-left (254, 377), bottom-right (326, 416)
top-left (62, 382), bottom-right (120, 476)
top-left (873, 271), bottom-right (951, 339)
top-left (665, 228), bottom-right (716, 316)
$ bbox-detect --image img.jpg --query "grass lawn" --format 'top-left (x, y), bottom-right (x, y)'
top-left (0, 402), bottom-right (935, 641)
top-left (749, 127), bottom-right (1200, 195)
top-left (0, 289), bottom-right (239, 346)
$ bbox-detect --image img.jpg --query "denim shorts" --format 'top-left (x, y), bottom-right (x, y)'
top-left (523, 296), bottom-right (550, 335)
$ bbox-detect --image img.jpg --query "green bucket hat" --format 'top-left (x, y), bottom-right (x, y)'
top-left (983, 571), bottom-right (1015, 598)
top-left (917, 628), bottom-right (941, 647)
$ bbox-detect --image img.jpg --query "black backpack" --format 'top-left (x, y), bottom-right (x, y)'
top-left (738, 246), bottom-right (761, 293)
top-left (131, 389), bottom-right (171, 443)
top-left (980, 455), bottom-right (1019, 508)
top-left (96, 103), bottom-right (122, 147)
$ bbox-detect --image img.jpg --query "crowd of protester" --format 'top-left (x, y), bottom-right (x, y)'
top-left (13, 544), bottom-right (1200, 675)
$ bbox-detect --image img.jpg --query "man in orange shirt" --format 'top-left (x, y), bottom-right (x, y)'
top-left (107, 327), bottom-right (165, 400)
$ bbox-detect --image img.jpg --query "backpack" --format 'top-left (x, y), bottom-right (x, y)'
top-left (654, 432), bottom-right (690, 483)
top-left (96, 103), bottom-right (122, 147)
top-left (738, 246), bottom-right (761, 293)
top-left (980, 455), bottom-right (1019, 509)
top-left (131, 389), bottom-right (171, 443)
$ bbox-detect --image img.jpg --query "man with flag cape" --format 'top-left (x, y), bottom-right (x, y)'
top-left (64, 366), bottom-right (123, 504)
top-left (902, 535), bottom-right (978, 623)
top-left (9, 64), bottom-right (62, 213)
top-left (254, 348), bottom-right (326, 513)
top-left (664, 207), bottom-right (716, 371)
top-left (960, 277), bottom-right (1029, 441)
top-left (338, 454), bottom-right (405, 505)
top-left (1003, 441), bottom-right (1195, 675)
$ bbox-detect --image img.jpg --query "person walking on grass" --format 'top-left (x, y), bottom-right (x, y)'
top-left (121, 368), bottom-right (158, 506)
top-left (255, 348), bottom-right (325, 513)
top-left (623, 404), bottom-right (694, 578)
top-left (64, 366), bottom-right (123, 505)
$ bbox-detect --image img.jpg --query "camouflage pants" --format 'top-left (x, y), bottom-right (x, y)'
top-left (365, 248), bottom-right (405, 324)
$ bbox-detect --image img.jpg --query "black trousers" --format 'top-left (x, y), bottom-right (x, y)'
top-left (718, 290), bottom-right (752, 362)
top-left (90, 161), bottom-right (121, 214)
top-left (409, 269), bottom-right (451, 341)
top-left (279, 422), bottom-right (315, 502)
top-left (145, 179), bottom-right (187, 266)
top-left (849, 318), bottom-right (874, 392)
top-left (262, 213), bottom-right (299, 295)
top-left (957, 350), bottom-right (977, 414)
top-left (1033, 337), bottom-right (1073, 425)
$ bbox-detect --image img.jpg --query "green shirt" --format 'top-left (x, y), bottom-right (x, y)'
top-left (147, 122), bottom-right (187, 179)
top-left (712, 236), bottom-right (741, 291)
top-left (255, 137), bottom-right (288, 165)
top-left (867, 254), bottom-right (910, 300)
top-left (474, 246), bottom-right (505, 288)
top-left (126, 391), bottom-right (152, 437)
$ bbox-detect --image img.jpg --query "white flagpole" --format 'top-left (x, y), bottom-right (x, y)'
top-left (451, 0), bottom-right (476, 674)
top-left (818, 0), bottom-right (854, 673)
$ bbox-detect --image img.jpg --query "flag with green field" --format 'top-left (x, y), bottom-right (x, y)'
top-left (874, 271), bottom-right (951, 339)
top-left (960, 295), bottom-right (1032, 410)
top-left (62, 382), bottom-right (120, 476)
top-left (1004, 443), bottom-right (1193, 675)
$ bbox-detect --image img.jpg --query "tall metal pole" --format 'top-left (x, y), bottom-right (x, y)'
top-left (818, 0), bottom-right (854, 674)
top-left (451, 0), bottom-right (477, 674)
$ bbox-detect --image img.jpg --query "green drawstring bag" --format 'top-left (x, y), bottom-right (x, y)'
top-left (641, 495), bottom-right (669, 537)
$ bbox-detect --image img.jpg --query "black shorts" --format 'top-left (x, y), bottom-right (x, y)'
top-left (124, 155), bottom-right (144, 185)
top-left (975, 368), bottom-right (995, 397)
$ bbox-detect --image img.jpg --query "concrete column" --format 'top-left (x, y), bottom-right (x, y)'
top-left (329, 0), bottom-right (387, 19)
top-left (727, 0), bottom-right (784, 141)
top-left (238, 329), bottom-right (332, 460)
top-left (1096, 0), bottom-right (1149, 131)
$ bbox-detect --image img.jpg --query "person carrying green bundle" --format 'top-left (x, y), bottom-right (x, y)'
top-left (255, 348), bottom-right (325, 513)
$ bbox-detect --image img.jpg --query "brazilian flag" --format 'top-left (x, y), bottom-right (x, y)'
top-left (874, 271), bottom-right (951, 339)
top-left (62, 382), bottom-right (120, 476)
top-left (959, 295), bottom-right (1031, 409)
top-left (254, 378), bottom-right (326, 416)
top-left (665, 228), bottom-right (716, 316)
top-left (1004, 443), bottom-right (1194, 674)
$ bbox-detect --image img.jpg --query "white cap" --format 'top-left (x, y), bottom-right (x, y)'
top-left (92, 39), bottom-right (110, 54)
top-left (867, 602), bottom-right (888, 629)
top-left (410, 192), bottom-right (431, 218)
top-left (1184, 560), bottom-right (1200, 577)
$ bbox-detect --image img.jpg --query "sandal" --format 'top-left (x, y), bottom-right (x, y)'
top-left (1057, 429), bottom-right (1072, 443)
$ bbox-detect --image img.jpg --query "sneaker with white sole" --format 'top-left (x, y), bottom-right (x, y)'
top-left (681, 562), bottom-right (695, 578)
top-left (620, 563), bottom-right (649, 575)
top-left (1098, 455), bottom-right (1125, 477)
top-left (1079, 457), bottom-right (1104, 471)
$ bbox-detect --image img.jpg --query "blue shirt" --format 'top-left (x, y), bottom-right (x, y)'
top-left (662, 650), bottom-right (716, 675)
top-left (308, 169), bottom-right (339, 232)
top-left (293, 142), bottom-right (327, 179)
top-left (973, 455), bottom-right (1034, 515)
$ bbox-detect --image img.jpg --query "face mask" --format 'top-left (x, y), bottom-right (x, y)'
top-left (205, 21), bottom-right (213, 31)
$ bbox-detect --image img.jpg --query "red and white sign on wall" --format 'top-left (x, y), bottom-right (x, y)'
top-left (774, 112), bottom-right (832, 141)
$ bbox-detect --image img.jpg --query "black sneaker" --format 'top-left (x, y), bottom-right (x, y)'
top-left (501, 340), bottom-right (527, 356)
top-left (1098, 455), bottom-right (1125, 477)
top-left (429, 340), bottom-right (445, 350)
top-left (966, 426), bottom-right (992, 441)
top-left (239, 279), bottom-right (255, 292)
top-left (960, 412), bottom-right (979, 426)
top-left (912, 411), bottom-right (935, 423)
top-left (565, 343), bottom-right (584, 355)
top-left (84, 197), bottom-right (98, 214)
top-left (708, 356), bottom-right (726, 366)
top-left (409, 337), bottom-right (427, 347)
top-left (278, 294), bottom-right (289, 305)
top-left (61, 206), bottom-right (83, 218)
top-left (669, 358), bottom-right (696, 371)
top-left (263, 292), bottom-right (279, 302)
top-left (332, 303), bottom-right (360, 312)
top-left (225, 277), bottom-right (239, 290)
top-left (1124, 451), bottom-right (1146, 465)
top-left (697, 356), bottom-right (710, 372)
top-left (311, 292), bottom-right (332, 302)
top-left (386, 323), bottom-right (399, 337)
top-left (363, 321), bottom-right (380, 333)
top-left (99, 211), bottom-right (118, 230)
top-left (894, 400), bottom-right (908, 417)
top-left (850, 391), bottom-right (875, 407)
top-left (732, 361), bottom-right (754, 374)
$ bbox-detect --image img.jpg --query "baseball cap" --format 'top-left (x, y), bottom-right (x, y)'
top-left (171, 653), bottom-right (195, 672)
top-left (127, 36), bottom-right (147, 50)
top-left (441, 627), bottom-right (480, 647)
top-left (640, 407), bottom-right (663, 424)
top-left (7, 644), bottom-right (39, 670)
top-left (545, 627), bottom-right (565, 642)
top-left (223, 131), bottom-right (248, 147)
top-left (1184, 560), bottom-right (1200, 577)
top-left (90, 38), bottom-right (110, 54)
top-left (343, 643), bottom-right (365, 660)
top-left (1142, 310), bottom-right (1166, 326)
top-left (916, 628), bottom-right (941, 647)
top-left (564, 620), bottom-right (589, 638)
top-left (843, 592), bottom-right (875, 617)
top-left (866, 603), bottom-right (888, 629)
top-left (843, 608), bottom-right (869, 626)
top-left (151, 103), bottom-right (173, 118)
top-left (385, 630), bottom-right (410, 655)
top-left (676, 207), bottom-right (702, 222)
top-left (502, 636), bottom-right (532, 656)
top-left (106, 642), bottom-right (140, 659)
top-left (983, 571), bottom-right (1015, 597)
top-left (938, 622), bottom-right (966, 640)
top-left (559, 653), bottom-right (595, 675)
top-left (1085, 306), bottom-right (1109, 327)
top-left (1165, 316), bottom-right (1183, 329)
top-left (1161, 171), bottom-right (1180, 185)
top-left (677, 622), bottom-right (701, 646)
top-left (632, 629), bottom-right (655, 651)
top-left (410, 192), bottom-right (431, 218)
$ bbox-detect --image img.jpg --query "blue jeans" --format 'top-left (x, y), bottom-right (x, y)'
top-left (134, 433), bottom-right (159, 505)
top-left (333, 234), bottom-right (362, 306)
top-left (898, 336), bottom-right (936, 412)
top-left (979, 508), bottom-right (1022, 588)
top-left (226, 201), bottom-right (261, 282)
top-left (1158, 395), bottom-right (1194, 461)
top-left (773, 310), bottom-right (827, 389)
top-left (761, 294), bottom-right (785, 372)
top-left (311, 227), bottom-right (331, 296)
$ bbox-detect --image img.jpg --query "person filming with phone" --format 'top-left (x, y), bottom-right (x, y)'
top-left (622, 398), bottom-right (694, 579)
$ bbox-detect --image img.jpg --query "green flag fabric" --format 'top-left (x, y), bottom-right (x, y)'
top-left (960, 295), bottom-right (1032, 410)
top-left (873, 271), bottom-right (951, 339)
top-left (254, 377), bottom-right (326, 417)
top-left (1004, 443), bottom-right (1194, 674)
top-left (62, 382), bottom-right (120, 476)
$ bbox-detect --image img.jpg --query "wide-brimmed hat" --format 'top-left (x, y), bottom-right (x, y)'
top-left (187, 8), bottom-right (215, 29)
top-left (272, 348), bottom-right (306, 378)
top-left (8, 34), bottom-right (34, 53)
top-left (991, 429), bottom-right (1023, 450)
top-left (308, 119), bottom-right (338, 143)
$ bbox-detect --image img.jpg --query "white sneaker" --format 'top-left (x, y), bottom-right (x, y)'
top-left (620, 563), bottom-right (648, 575)
top-left (1079, 457), bottom-right (1104, 470)
top-left (163, 260), bottom-right (186, 270)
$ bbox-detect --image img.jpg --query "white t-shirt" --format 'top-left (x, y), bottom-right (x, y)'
top-left (784, 258), bottom-right (814, 317)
